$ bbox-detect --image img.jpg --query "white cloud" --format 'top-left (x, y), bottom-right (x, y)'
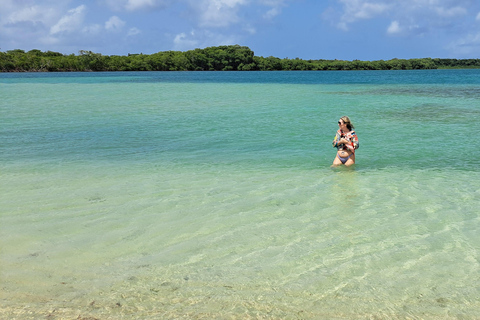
top-left (50, 5), bottom-right (86, 35)
top-left (173, 31), bottom-right (199, 50)
top-left (0, 2), bottom-right (71, 51)
top-left (435, 6), bottom-right (467, 18)
top-left (264, 7), bottom-right (281, 20)
top-left (261, 0), bottom-right (287, 20)
top-left (326, 0), bottom-right (473, 37)
top-left (127, 27), bottom-right (142, 36)
top-left (195, 0), bottom-right (248, 28)
top-left (476, 12), bottom-right (480, 21)
top-left (83, 24), bottom-right (103, 35)
top-left (6, 5), bottom-right (54, 24)
top-left (1, 2), bottom-right (63, 35)
top-left (353, 2), bottom-right (388, 19)
top-left (199, 30), bottom-right (239, 48)
top-left (103, 0), bottom-right (172, 12)
top-left (387, 20), bottom-right (401, 34)
top-left (126, 0), bottom-right (158, 11)
top-left (259, 0), bottom-right (287, 5)
top-left (447, 32), bottom-right (480, 56)
top-left (172, 28), bottom-right (240, 51)
top-left (336, 0), bottom-right (389, 30)
top-left (186, 0), bottom-right (286, 29)
top-left (105, 16), bottom-right (126, 32)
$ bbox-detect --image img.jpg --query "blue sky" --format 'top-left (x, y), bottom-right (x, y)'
top-left (1, 0), bottom-right (480, 60)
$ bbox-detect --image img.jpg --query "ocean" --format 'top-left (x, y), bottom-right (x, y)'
top-left (1, 70), bottom-right (479, 319)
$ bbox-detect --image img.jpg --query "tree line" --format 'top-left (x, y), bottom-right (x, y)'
top-left (1, 45), bottom-right (479, 72)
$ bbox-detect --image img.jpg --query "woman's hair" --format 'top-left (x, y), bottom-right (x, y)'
top-left (340, 116), bottom-right (354, 131)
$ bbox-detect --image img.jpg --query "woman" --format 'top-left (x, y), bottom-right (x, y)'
top-left (332, 116), bottom-right (359, 166)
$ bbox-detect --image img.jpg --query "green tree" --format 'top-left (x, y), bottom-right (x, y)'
top-left (2, 45), bottom-right (480, 72)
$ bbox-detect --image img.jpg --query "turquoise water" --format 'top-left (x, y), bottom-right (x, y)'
top-left (1, 70), bottom-right (479, 319)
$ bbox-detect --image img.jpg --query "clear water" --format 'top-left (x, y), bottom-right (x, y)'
top-left (1, 70), bottom-right (479, 319)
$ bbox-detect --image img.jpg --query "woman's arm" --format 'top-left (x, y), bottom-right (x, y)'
top-left (332, 131), bottom-right (342, 148)
top-left (351, 133), bottom-right (359, 149)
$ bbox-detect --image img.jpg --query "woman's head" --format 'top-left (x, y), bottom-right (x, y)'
top-left (338, 116), bottom-right (354, 131)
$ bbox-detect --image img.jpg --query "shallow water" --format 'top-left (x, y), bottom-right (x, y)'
top-left (1, 70), bottom-right (480, 319)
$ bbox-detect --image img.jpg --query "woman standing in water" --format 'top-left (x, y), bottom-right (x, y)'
top-left (332, 116), bottom-right (359, 166)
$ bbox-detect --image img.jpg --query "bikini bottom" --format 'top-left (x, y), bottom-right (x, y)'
top-left (337, 153), bottom-right (352, 164)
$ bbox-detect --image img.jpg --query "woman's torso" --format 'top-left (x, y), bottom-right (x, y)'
top-left (336, 130), bottom-right (356, 157)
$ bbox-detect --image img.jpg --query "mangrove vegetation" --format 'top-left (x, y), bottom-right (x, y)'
top-left (1, 45), bottom-right (479, 72)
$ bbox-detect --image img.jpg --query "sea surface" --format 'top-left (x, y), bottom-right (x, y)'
top-left (1, 70), bottom-right (479, 319)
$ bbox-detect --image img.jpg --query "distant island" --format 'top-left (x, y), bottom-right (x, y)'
top-left (1, 45), bottom-right (479, 72)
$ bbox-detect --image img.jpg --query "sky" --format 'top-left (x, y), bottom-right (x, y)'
top-left (1, 0), bottom-right (480, 61)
